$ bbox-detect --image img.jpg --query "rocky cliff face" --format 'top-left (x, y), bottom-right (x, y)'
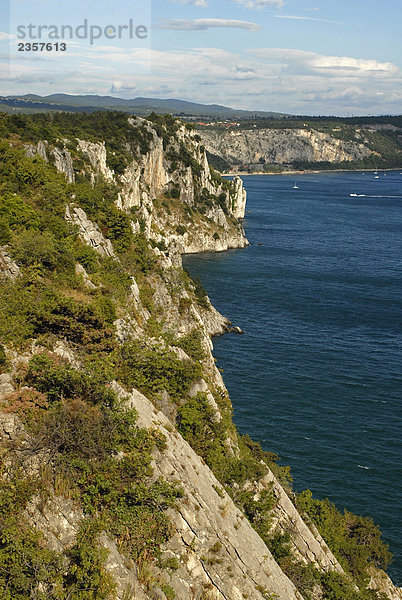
top-left (24, 117), bottom-right (248, 256)
top-left (1, 113), bottom-right (400, 600)
top-left (200, 127), bottom-right (374, 168)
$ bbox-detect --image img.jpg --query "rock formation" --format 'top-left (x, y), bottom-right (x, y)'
top-left (200, 127), bottom-right (374, 169)
top-left (1, 113), bottom-right (399, 600)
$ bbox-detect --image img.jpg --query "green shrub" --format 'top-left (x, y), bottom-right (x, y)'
top-left (0, 192), bottom-right (40, 231)
top-left (0, 470), bottom-right (62, 600)
top-left (119, 341), bottom-right (201, 400)
top-left (161, 584), bottom-right (176, 600)
top-left (94, 295), bottom-right (117, 325)
top-left (0, 277), bottom-right (116, 349)
top-left (176, 225), bottom-right (186, 236)
top-left (183, 271), bottom-right (209, 310)
top-left (27, 392), bottom-right (181, 563)
top-left (175, 329), bottom-right (205, 361)
top-left (297, 490), bottom-right (392, 584)
top-left (0, 343), bottom-right (6, 367)
top-left (102, 207), bottom-right (133, 253)
top-left (26, 353), bottom-right (118, 406)
top-left (75, 243), bottom-right (98, 273)
top-left (124, 233), bottom-right (157, 275)
top-left (0, 221), bottom-right (11, 244)
top-left (64, 518), bottom-right (116, 600)
top-left (11, 229), bottom-right (58, 270)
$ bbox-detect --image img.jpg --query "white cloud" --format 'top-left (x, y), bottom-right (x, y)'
top-left (3, 44), bottom-right (401, 116)
top-left (275, 15), bottom-right (344, 25)
top-left (251, 48), bottom-right (398, 76)
top-left (230, 0), bottom-right (284, 8)
top-left (158, 18), bottom-right (260, 31)
top-left (171, 0), bottom-right (283, 6)
top-left (0, 32), bottom-right (14, 40)
top-left (173, 0), bottom-right (208, 6)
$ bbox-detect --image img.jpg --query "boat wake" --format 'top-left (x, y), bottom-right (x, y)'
top-left (349, 194), bottom-right (402, 198)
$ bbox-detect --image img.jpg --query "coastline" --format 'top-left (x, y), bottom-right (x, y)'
top-left (184, 174), bottom-right (402, 586)
top-left (223, 167), bottom-right (402, 177)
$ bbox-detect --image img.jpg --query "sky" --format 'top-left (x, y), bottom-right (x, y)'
top-left (0, 0), bottom-right (401, 115)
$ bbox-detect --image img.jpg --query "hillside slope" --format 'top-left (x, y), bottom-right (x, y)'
top-left (0, 112), bottom-right (400, 600)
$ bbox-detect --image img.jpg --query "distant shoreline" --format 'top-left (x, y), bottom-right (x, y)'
top-left (223, 167), bottom-right (402, 177)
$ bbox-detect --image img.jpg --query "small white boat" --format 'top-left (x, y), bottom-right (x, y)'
top-left (350, 193), bottom-right (358, 197)
top-left (293, 182), bottom-right (299, 189)
top-left (374, 175), bottom-right (379, 179)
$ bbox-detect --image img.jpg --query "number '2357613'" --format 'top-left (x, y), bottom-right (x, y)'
top-left (18, 42), bottom-right (67, 51)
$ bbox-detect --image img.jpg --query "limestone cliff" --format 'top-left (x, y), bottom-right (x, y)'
top-left (199, 127), bottom-right (374, 168)
top-left (0, 112), bottom-right (399, 600)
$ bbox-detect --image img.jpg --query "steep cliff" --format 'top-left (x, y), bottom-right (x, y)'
top-left (0, 112), bottom-right (399, 600)
top-left (199, 127), bottom-right (374, 169)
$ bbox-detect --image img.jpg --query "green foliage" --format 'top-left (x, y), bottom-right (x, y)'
top-left (119, 341), bottom-right (201, 400)
top-left (26, 353), bottom-right (117, 406)
top-left (11, 229), bottom-right (59, 270)
top-left (97, 257), bottom-right (132, 300)
top-left (176, 225), bottom-right (186, 236)
top-left (0, 192), bottom-right (40, 231)
top-left (175, 329), bottom-right (205, 361)
top-left (123, 233), bottom-right (157, 275)
top-left (0, 489), bottom-right (62, 600)
top-left (166, 142), bottom-right (202, 176)
top-left (0, 467), bottom-right (114, 600)
top-left (0, 111), bottom-right (155, 169)
top-left (0, 221), bottom-right (11, 245)
top-left (102, 207), bottom-right (133, 253)
top-left (7, 356), bottom-right (182, 568)
top-left (318, 570), bottom-right (389, 600)
top-left (297, 490), bottom-right (392, 585)
top-left (177, 394), bottom-right (267, 487)
top-left (75, 243), bottom-right (98, 274)
top-left (0, 277), bottom-right (115, 348)
top-left (94, 295), bottom-right (117, 325)
top-left (64, 519), bottom-right (116, 600)
top-left (0, 343), bottom-right (6, 367)
top-left (267, 531), bottom-right (292, 562)
top-left (160, 584), bottom-right (176, 600)
top-left (72, 181), bottom-right (134, 255)
top-left (183, 270), bottom-right (209, 310)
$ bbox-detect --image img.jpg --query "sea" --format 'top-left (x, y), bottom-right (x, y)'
top-left (183, 171), bottom-right (402, 585)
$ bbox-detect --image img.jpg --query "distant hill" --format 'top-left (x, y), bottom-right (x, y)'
top-left (0, 93), bottom-right (287, 119)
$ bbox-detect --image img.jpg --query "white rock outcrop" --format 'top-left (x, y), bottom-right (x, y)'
top-left (65, 205), bottom-right (115, 257)
top-left (200, 127), bottom-right (374, 167)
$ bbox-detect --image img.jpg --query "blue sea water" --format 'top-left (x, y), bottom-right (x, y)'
top-left (183, 171), bottom-right (402, 584)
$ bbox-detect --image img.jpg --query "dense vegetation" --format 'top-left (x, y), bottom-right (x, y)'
top-left (0, 112), bottom-right (394, 600)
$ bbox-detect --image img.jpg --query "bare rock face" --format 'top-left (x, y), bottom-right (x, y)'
top-left (114, 383), bottom-right (304, 600)
top-left (114, 117), bottom-right (249, 255)
top-left (200, 128), bottom-right (374, 167)
top-left (25, 140), bottom-right (75, 182)
top-left (75, 263), bottom-right (97, 289)
top-left (257, 471), bottom-right (344, 574)
top-left (51, 147), bottom-right (75, 183)
top-left (65, 205), bottom-right (115, 257)
top-left (368, 568), bottom-right (402, 600)
top-left (25, 140), bottom-right (48, 161)
top-left (232, 176), bottom-right (247, 219)
top-left (77, 139), bottom-right (114, 182)
top-left (0, 247), bottom-right (20, 280)
top-left (116, 127), bottom-right (170, 211)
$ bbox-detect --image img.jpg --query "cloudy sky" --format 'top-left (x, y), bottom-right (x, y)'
top-left (0, 0), bottom-right (401, 115)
